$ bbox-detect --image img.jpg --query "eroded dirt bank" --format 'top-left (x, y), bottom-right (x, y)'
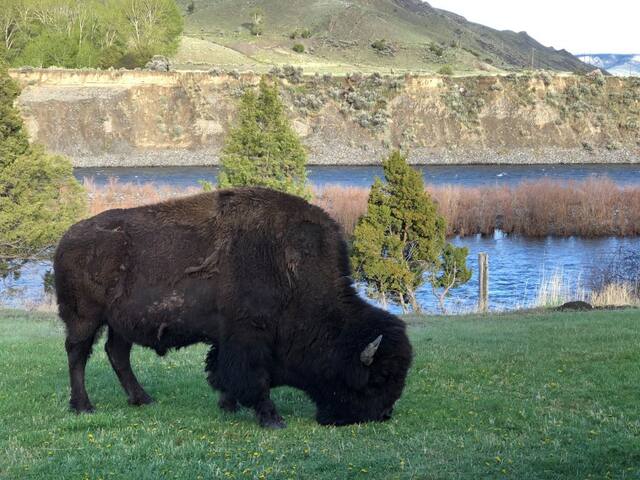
top-left (11, 69), bottom-right (640, 166)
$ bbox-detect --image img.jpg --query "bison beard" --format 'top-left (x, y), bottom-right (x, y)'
top-left (54, 187), bottom-right (412, 428)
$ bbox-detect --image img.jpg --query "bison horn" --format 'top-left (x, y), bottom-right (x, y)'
top-left (360, 335), bottom-right (383, 366)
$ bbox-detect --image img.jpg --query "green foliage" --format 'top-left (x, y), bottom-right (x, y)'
top-left (430, 243), bottom-right (472, 313)
top-left (249, 23), bottom-right (263, 36)
top-left (249, 7), bottom-right (265, 36)
top-left (218, 77), bottom-right (309, 197)
top-left (437, 64), bottom-right (454, 76)
top-left (428, 42), bottom-right (445, 57)
top-left (1, 0), bottom-right (183, 69)
top-left (0, 62), bottom-right (85, 276)
top-left (442, 81), bottom-right (487, 129)
top-left (292, 43), bottom-right (305, 54)
top-left (289, 28), bottom-right (311, 40)
top-left (198, 179), bottom-right (214, 191)
top-left (371, 39), bottom-right (388, 52)
top-left (351, 151), bottom-right (470, 312)
top-left (0, 64), bottom-right (30, 168)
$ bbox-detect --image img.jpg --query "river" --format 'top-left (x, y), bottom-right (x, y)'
top-left (3, 164), bottom-right (640, 313)
top-left (76, 164), bottom-right (640, 188)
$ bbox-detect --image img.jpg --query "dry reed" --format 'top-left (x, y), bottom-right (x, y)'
top-left (590, 283), bottom-right (639, 307)
top-left (84, 178), bottom-right (201, 216)
top-left (84, 178), bottom-right (640, 238)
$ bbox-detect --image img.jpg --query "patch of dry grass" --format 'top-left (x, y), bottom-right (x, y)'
top-left (83, 178), bottom-right (640, 238)
top-left (590, 283), bottom-right (639, 307)
top-left (84, 178), bottom-right (201, 216)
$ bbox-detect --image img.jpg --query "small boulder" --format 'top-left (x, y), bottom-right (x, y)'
top-left (145, 55), bottom-right (171, 72)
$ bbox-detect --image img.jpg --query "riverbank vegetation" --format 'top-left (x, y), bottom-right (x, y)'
top-left (74, 176), bottom-right (640, 311)
top-left (1, 308), bottom-right (638, 478)
top-left (0, 0), bottom-right (183, 69)
top-left (83, 177), bottom-right (640, 239)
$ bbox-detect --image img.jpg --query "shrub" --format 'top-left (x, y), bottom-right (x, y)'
top-left (438, 65), bottom-right (454, 76)
top-left (0, 62), bottom-right (85, 277)
top-left (292, 43), bottom-right (305, 54)
top-left (370, 39), bottom-right (395, 55)
top-left (249, 23), bottom-right (263, 36)
top-left (428, 42), bottom-right (445, 57)
top-left (290, 28), bottom-right (312, 39)
top-left (351, 151), bottom-right (470, 313)
top-left (249, 7), bottom-right (264, 36)
top-left (371, 39), bottom-right (387, 52)
top-left (218, 77), bottom-right (309, 197)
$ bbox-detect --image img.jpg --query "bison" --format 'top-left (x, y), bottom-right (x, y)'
top-left (54, 187), bottom-right (412, 428)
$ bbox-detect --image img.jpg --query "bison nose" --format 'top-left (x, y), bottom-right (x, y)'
top-left (381, 407), bottom-right (393, 421)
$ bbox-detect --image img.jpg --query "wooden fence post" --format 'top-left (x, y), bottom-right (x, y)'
top-left (478, 253), bottom-right (489, 313)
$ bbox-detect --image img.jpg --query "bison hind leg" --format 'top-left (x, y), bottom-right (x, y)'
top-left (105, 327), bottom-right (154, 407)
top-left (60, 302), bottom-right (104, 413)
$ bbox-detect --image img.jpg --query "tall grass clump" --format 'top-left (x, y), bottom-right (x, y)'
top-left (590, 283), bottom-right (639, 307)
top-left (535, 270), bottom-right (587, 307)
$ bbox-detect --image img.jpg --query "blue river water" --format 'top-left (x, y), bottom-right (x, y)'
top-left (75, 164), bottom-right (640, 188)
top-left (3, 164), bottom-right (640, 313)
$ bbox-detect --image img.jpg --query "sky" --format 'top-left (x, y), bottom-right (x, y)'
top-left (428, 0), bottom-right (639, 54)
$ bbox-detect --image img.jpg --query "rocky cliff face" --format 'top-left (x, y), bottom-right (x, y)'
top-left (11, 69), bottom-right (640, 167)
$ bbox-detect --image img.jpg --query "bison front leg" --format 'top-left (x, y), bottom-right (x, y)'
top-left (205, 347), bottom-right (239, 413)
top-left (215, 329), bottom-right (285, 429)
top-left (105, 327), bottom-right (154, 406)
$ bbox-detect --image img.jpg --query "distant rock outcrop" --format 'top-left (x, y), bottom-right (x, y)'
top-left (145, 56), bottom-right (171, 72)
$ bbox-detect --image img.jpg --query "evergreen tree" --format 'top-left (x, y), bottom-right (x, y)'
top-left (218, 77), bottom-right (309, 197)
top-left (0, 61), bottom-right (86, 277)
top-left (351, 150), bottom-right (470, 313)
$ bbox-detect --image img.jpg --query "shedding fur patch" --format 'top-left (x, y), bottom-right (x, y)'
top-left (148, 291), bottom-right (184, 314)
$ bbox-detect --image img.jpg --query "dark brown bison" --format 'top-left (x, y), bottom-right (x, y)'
top-left (54, 187), bottom-right (412, 428)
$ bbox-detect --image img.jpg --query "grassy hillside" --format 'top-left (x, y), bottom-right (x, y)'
top-left (172, 0), bottom-right (593, 74)
top-left (1, 309), bottom-right (639, 479)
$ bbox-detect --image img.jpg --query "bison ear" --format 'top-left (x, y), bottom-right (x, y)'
top-left (360, 335), bottom-right (383, 366)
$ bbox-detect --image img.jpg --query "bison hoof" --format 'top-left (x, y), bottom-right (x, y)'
top-left (218, 395), bottom-right (239, 413)
top-left (258, 412), bottom-right (287, 429)
top-left (128, 393), bottom-right (154, 406)
top-left (70, 400), bottom-right (95, 414)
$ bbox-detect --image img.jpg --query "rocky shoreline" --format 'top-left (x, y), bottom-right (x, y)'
top-left (68, 147), bottom-right (639, 168)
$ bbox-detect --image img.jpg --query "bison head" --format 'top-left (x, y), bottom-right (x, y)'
top-left (313, 306), bottom-right (413, 426)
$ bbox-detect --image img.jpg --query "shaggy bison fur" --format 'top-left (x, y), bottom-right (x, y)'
top-left (54, 187), bottom-right (412, 428)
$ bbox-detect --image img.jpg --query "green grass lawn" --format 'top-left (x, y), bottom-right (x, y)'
top-left (1, 309), bottom-right (639, 479)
